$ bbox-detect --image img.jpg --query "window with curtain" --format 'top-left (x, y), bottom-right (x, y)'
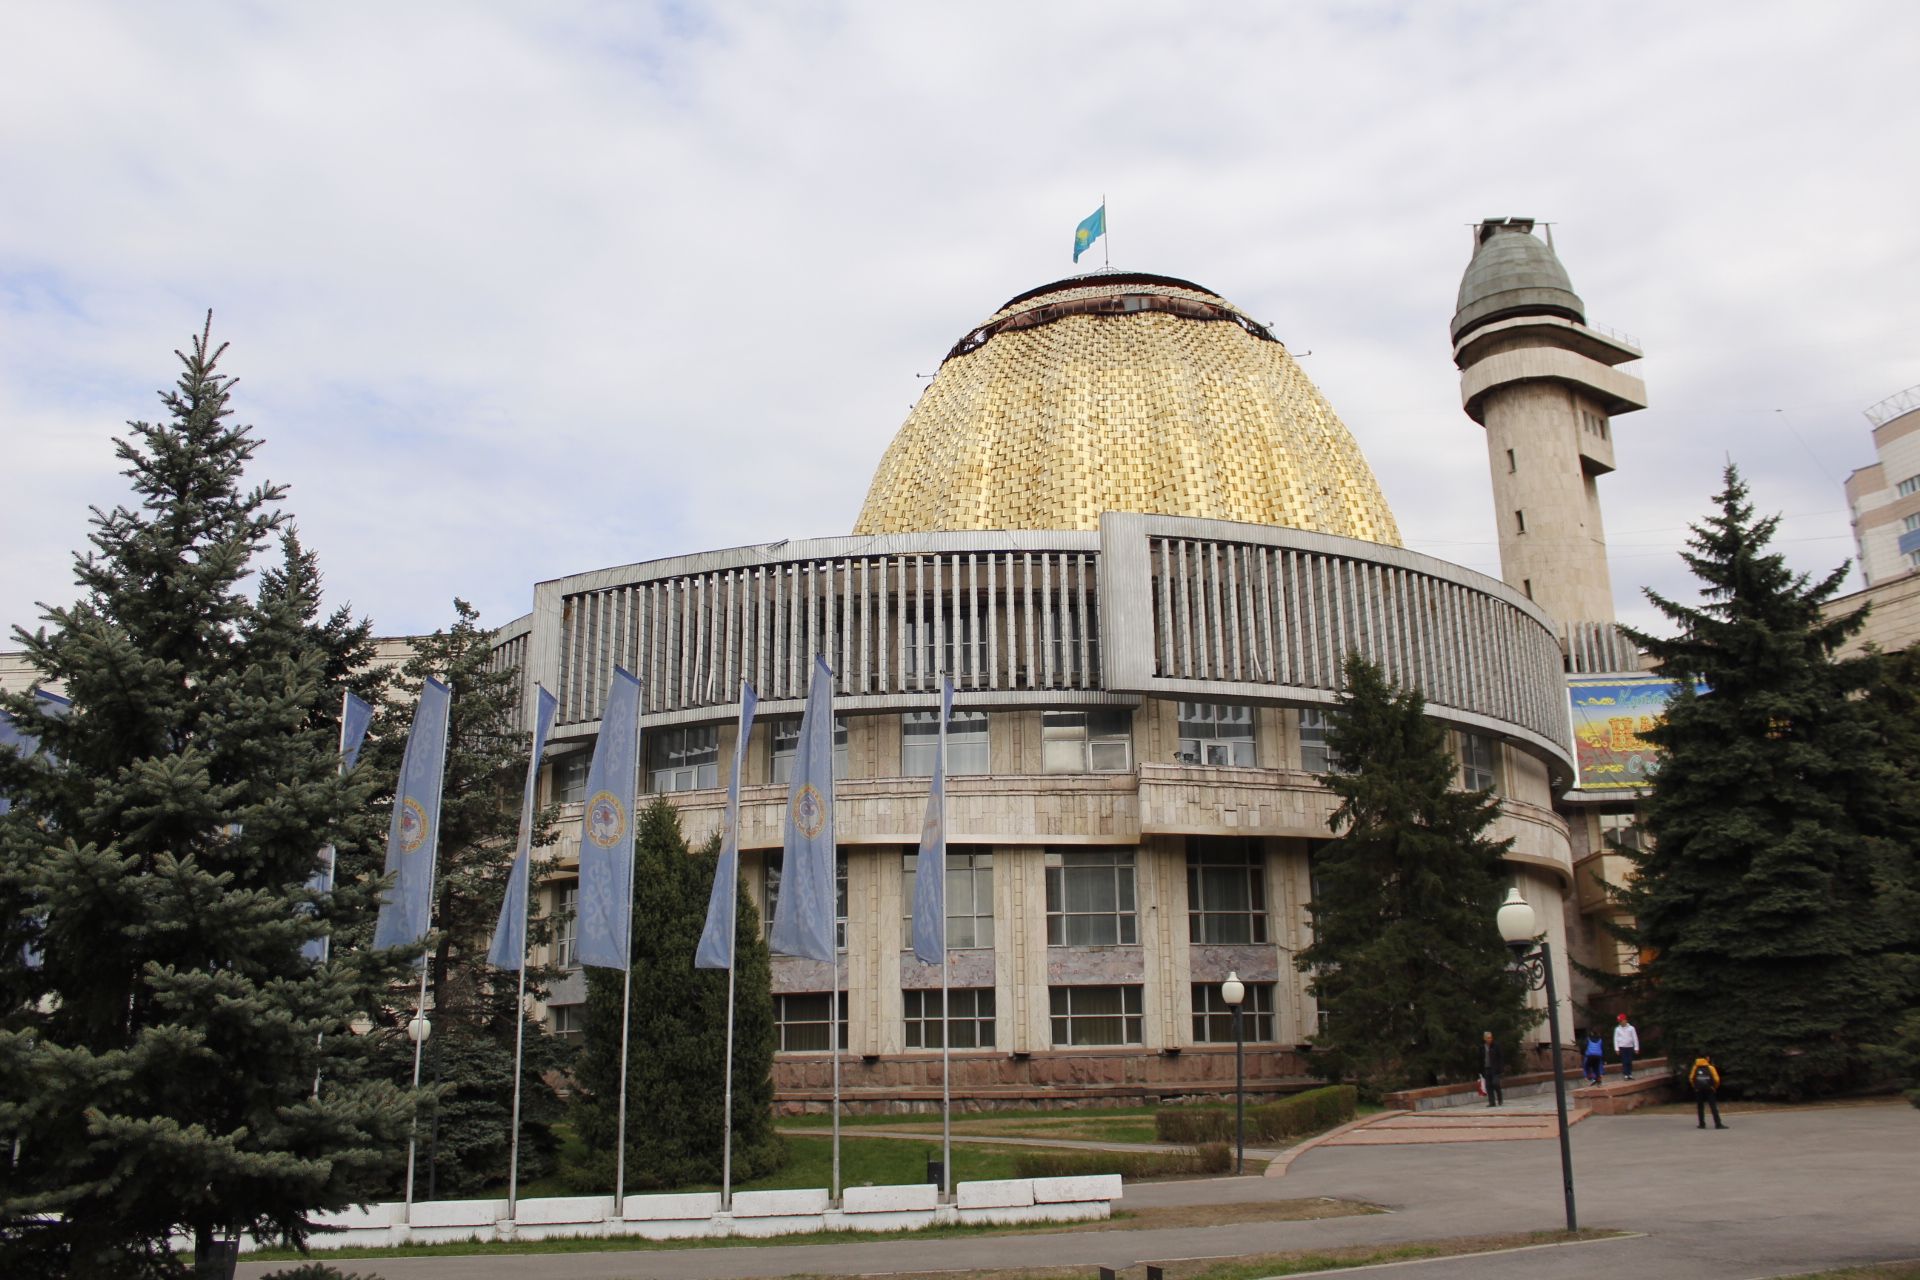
top-left (647, 724), bottom-right (718, 792)
top-left (1048, 985), bottom-right (1143, 1046)
top-left (902, 709), bottom-right (990, 776)
top-left (1044, 849), bottom-right (1137, 946)
top-left (904, 988), bottom-right (995, 1049)
top-left (1186, 842), bottom-right (1268, 944)
top-left (901, 851), bottom-right (994, 949)
top-left (1177, 702), bottom-right (1256, 766)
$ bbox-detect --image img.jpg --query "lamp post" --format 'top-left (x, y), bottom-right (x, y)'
top-left (404, 1012), bottom-right (432, 1210)
top-left (1221, 971), bottom-right (1246, 1176)
top-left (1496, 888), bottom-right (1576, 1232)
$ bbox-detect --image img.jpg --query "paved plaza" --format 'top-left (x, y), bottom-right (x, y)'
top-left (237, 1101), bottom-right (1919, 1280)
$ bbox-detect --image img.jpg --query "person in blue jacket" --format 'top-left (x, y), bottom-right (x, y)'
top-left (1582, 1030), bottom-right (1605, 1085)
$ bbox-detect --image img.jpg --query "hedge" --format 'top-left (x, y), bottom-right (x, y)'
top-left (1153, 1084), bottom-right (1357, 1144)
top-left (1010, 1143), bottom-right (1232, 1180)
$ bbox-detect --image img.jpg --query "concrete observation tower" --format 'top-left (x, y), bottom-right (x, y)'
top-left (1452, 219), bottom-right (1647, 658)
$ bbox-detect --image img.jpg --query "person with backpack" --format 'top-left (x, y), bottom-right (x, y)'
top-left (1614, 1012), bottom-right (1640, 1079)
top-left (1690, 1053), bottom-right (1729, 1129)
top-left (1583, 1030), bottom-right (1605, 1085)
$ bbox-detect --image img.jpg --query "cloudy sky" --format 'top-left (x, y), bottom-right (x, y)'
top-left (4, 2), bottom-right (1915, 646)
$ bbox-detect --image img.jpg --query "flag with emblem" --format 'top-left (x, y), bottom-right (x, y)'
top-left (696, 682), bottom-right (759, 971)
top-left (373, 678), bottom-right (453, 952)
top-left (770, 655), bottom-right (836, 962)
top-left (576, 667), bottom-right (642, 970)
top-left (488, 685), bottom-right (560, 970)
top-left (910, 677), bottom-right (955, 967)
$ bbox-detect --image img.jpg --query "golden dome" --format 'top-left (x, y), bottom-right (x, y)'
top-left (853, 273), bottom-right (1400, 544)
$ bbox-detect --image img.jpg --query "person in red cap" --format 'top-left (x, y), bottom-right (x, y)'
top-left (1614, 1012), bottom-right (1640, 1080)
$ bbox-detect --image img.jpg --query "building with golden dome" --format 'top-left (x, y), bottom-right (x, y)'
top-left (498, 247), bottom-right (1635, 1106)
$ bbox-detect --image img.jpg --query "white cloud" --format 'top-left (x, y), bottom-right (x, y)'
top-left (3, 1), bottom-right (1914, 642)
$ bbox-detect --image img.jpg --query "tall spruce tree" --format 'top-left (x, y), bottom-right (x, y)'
top-left (0, 320), bottom-right (416, 1276)
top-left (1617, 465), bottom-right (1911, 1098)
top-left (343, 600), bottom-right (570, 1198)
top-left (1297, 655), bottom-right (1534, 1096)
top-left (571, 798), bottom-right (780, 1190)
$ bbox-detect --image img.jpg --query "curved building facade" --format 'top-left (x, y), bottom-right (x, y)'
top-left (499, 269), bottom-right (1581, 1107)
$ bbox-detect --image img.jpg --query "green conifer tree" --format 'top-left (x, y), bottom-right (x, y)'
top-left (1617, 465), bottom-right (1910, 1098)
top-left (1296, 655), bottom-right (1534, 1096)
top-left (0, 320), bottom-right (415, 1276)
top-left (571, 798), bottom-right (780, 1189)
top-left (343, 601), bottom-right (570, 1198)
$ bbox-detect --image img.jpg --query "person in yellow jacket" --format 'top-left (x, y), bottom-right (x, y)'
top-left (1689, 1053), bottom-right (1729, 1130)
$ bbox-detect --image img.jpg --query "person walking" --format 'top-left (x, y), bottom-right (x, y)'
top-left (1614, 1012), bottom-right (1640, 1080)
top-left (1480, 1030), bottom-right (1504, 1107)
top-left (1689, 1053), bottom-right (1729, 1129)
top-left (1583, 1030), bottom-right (1605, 1086)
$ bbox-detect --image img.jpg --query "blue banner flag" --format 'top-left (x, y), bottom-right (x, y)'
top-left (488, 685), bottom-right (560, 970)
top-left (304, 690), bottom-right (381, 964)
top-left (696, 683), bottom-right (759, 970)
top-left (910, 678), bottom-right (955, 966)
top-left (372, 678), bottom-right (453, 952)
top-left (770, 655), bottom-right (837, 962)
top-left (576, 668), bottom-right (642, 970)
top-left (1072, 203), bottom-right (1105, 263)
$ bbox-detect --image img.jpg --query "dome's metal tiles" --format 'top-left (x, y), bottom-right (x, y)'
top-left (853, 273), bottom-right (1401, 545)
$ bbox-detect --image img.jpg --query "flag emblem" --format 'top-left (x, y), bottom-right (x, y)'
top-left (398, 798), bottom-right (430, 854)
top-left (586, 791), bottom-right (626, 848)
top-left (792, 783), bottom-right (827, 839)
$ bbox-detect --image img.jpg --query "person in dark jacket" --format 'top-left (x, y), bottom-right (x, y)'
top-left (1690, 1053), bottom-right (1729, 1129)
top-left (1480, 1030), bottom-right (1504, 1106)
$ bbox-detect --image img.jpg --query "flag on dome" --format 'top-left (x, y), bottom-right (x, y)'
top-left (695, 682), bottom-right (758, 971)
top-left (372, 678), bottom-right (452, 952)
top-left (1072, 203), bottom-right (1105, 263)
top-left (576, 668), bottom-right (642, 970)
top-left (770, 655), bottom-right (837, 963)
top-left (910, 677), bottom-right (955, 966)
top-left (488, 684), bottom-right (560, 971)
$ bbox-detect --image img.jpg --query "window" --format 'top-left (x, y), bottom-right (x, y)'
top-left (1897, 475), bottom-right (1920, 498)
top-left (1514, 509), bottom-right (1527, 534)
top-left (1582, 410), bottom-right (1610, 440)
top-left (770, 715), bottom-right (849, 784)
top-left (1186, 843), bottom-right (1268, 944)
top-left (1459, 731), bottom-right (1502, 794)
top-left (1299, 709), bottom-right (1344, 773)
top-left (554, 753), bottom-right (590, 805)
top-left (904, 611), bottom-right (987, 683)
top-left (647, 724), bottom-right (718, 792)
top-left (553, 884), bottom-right (578, 969)
top-left (1049, 985), bottom-right (1143, 1046)
top-left (1905, 513), bottom-right (1920, 533)
top-left (1045, 850), bottom-right (1137, 946)
top-left (1597, 812), bottom-right (1645, 854)
top-left (1192, 981), bottom-right (1276, 1043)
top-left (550, 1004), bottom-right (585, 1041)
top-left (1523, 578), bottom-right (1533, 600)
top-left (1047, 596), bottom-right (1101, 682)
top-left (1908, 548), bottom-right (1920, 571)
top-left (1177, 702), bottom-right (1256, 767)
top-left (765, 850), bottom-right (849, 949)
top-left (1506, 448), bottom-right (1516, 474)
top-left (1042, 709), bottom-right (1132, 773)
top-left (904, 988), bottom-right (995, 1049)
top-left (903, 709), bottom-right (989, 776)
top-left (902, 851), bottom-right (994, 949)
top-left (774, 993), bottom-right (846, 1052)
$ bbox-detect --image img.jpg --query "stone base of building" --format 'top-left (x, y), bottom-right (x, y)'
top-left (773, 1044), bottom-right (1320, 1114)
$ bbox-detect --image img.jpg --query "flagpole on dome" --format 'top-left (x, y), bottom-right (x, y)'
top-left (1103, 192), bottom-right (1110, 269)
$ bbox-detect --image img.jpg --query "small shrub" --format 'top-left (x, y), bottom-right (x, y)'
top-left (1152, 1084), bottom-right (1356, 1146)
top-left (1011, 1143), bottom-right (1231, 1180)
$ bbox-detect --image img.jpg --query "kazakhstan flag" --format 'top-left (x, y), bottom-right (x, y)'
top-left (1073, 204), bottom-right (1105, 263)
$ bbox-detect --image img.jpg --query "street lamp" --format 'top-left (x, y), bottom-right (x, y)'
top-left (1221, 971), bottom-right (1246, 1176)
top-left (1496, 888), bottom-right (1577, 1232)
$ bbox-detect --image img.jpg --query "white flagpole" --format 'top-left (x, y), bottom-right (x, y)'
top-left (404, 684), bottom-right (453, 1215)
top-left (506, 948), bottom-right (529, 1218)
top-left (938, 693), bottom-right (951, 1199)
top-left (312, 692), bottom-right (352, 1102)
top-left (830, 662), bottom-right (842, 1205)
top-left (722, 934), bottom-right (737, 1210)
top-left (1102, 192), bottom-right (1110, 269)
top-left (614, 684), bottom-right (642, 1214)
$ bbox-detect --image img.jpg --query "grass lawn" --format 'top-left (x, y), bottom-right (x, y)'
top-left (779, 1099), bottom-right (1380, 1147)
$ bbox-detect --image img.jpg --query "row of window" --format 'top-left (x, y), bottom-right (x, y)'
top-left (550, 845), bottom-right (1274, 966)
top-left (760, 982), bottom-right (1280, 1053)
top-left (556, 706), bottom-right (1504, 798)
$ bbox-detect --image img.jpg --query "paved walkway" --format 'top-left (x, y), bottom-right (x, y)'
top-left (238, 1101), bottom-right (1920, 1280)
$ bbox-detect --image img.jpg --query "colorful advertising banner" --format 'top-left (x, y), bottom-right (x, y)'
top-left (1567, 676), bottom-right (1701, 792)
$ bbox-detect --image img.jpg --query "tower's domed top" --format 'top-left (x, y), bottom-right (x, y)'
top-left (1451, 219), bottom-right (1585, 343)
top-left (852, 271), bottom-right (1400, 544)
